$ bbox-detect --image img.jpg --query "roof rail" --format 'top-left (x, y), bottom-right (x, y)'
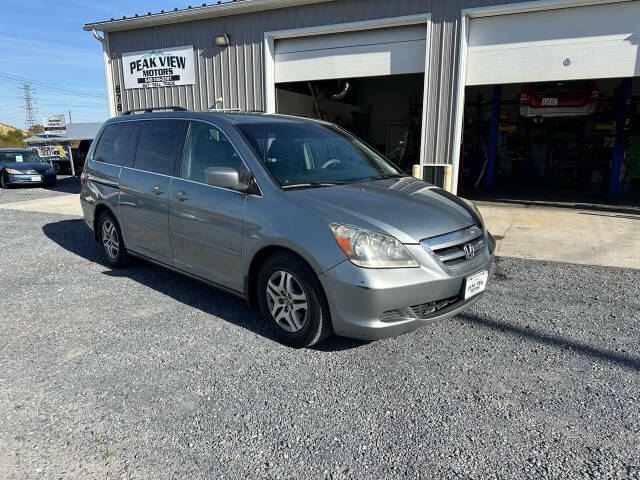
top-left (208, 108), bottom-right (266, 113)
top-left (122, 106), bottom-right (187, 115)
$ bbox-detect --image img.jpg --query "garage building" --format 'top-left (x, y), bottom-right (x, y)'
top-left (84, 0), bottom-right (640, 198)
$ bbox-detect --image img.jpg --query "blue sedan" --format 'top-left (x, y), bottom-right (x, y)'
top-left (0, 148), bottom-right (57, 188)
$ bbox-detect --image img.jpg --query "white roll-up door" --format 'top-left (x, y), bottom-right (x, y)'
top-left (274, 24), bottom-right (427, 83)
top-left (466, 1), bottom-right (640, 86)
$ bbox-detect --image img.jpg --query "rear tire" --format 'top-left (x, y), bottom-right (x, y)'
top-left (97, 211), bottom-right (129, 268)
top-left (257, 252), bottom-right (332, 348)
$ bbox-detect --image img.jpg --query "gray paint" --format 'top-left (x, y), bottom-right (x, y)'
top-left (104, 0), bottom-right (528, 166)
top-left (80, 110), bottom-right (494, 344)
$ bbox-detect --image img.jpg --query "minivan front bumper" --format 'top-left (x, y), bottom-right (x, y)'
top-left (320, 237), bottom-right (494, 341)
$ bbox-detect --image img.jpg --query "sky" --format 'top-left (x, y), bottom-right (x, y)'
top-left (0, 0), bottom-right (211, 129)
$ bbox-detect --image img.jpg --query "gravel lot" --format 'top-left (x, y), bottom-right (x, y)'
top-left (0, 176), bottom-right (79, 204)
top-left (0, 197), bottom-right (639, 479)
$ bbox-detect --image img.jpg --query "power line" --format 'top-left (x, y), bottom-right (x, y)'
top-left (19, 82), bottom-right (37, 130)
top-left (0, 71), bottom-right (105, 100)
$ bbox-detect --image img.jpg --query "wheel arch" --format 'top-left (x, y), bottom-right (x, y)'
top-left (93, 203), bottom-right (117, 242)
top-left (245, 245), bottom-right (321, 310)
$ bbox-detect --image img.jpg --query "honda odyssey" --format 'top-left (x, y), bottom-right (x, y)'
top-left (80, 109), bottom-right (494, 347)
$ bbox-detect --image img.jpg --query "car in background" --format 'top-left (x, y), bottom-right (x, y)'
top-left (0, 148), bottom-right (57, 188)
top-left (520, 80), bottom-right (598, 117)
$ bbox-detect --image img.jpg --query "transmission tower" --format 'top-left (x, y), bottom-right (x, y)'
top-left (20, 82), bottom-right (37, 131)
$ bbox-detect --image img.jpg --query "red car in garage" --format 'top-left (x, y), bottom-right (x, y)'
top-left (520, 80), bottom-right (599, 117)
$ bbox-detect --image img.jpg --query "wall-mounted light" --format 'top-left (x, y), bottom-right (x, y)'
top-left (214, 34), bottom-right (230, 47)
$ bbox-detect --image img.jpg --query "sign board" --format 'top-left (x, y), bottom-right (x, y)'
top-left (122, 45), bottom-right (196, 89)
top-left (30, 142), bottom-right (71, 162)
top-left (43, 114), bottom-right (66, 135)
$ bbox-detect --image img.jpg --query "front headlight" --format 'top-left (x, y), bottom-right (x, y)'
top-left (329, 223), bottom-right (419, 268)
top-left (5, 168), bottom-right (23, 174)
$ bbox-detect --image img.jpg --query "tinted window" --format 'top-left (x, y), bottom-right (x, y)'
top-left (93, 122), bottom-right (140, 166)
top-left (237, 122), bottom-right (400, 187)
top-left (134, 120), bottom-right (185, 175)
top-left (179, 121), bottom-right (241, 184)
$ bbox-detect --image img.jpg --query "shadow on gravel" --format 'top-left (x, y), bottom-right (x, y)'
top-left (42, 218), bottom-right (365, 352)
top-left (45, 176), bottom-right (81, 194)
top-left (459, 313), bottom-right (640, 372)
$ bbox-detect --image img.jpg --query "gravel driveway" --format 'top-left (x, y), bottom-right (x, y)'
top-left (0, 206), bottom-right (638, 479)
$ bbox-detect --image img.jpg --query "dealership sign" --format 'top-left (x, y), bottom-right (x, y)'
top-left (122, 45), bottom-right (196, 89)
top-left (43, 114), bottom-right (66, 135)
top-left (31, 142), bottom-right (71, 162)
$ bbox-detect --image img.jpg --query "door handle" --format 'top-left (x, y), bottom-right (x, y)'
top-left (151, 185), bottom-right (164, 195)
top-left (175, 190), bottom-right (189, 201)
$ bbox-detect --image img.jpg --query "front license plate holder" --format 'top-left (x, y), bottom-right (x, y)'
top-left (464, 270), bottom-right (488, 299)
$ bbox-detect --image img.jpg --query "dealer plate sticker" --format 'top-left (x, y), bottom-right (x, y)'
top-left (31, 176), bottom-right (41, 182)
top-left (464, 270), bottom-right (488, 299)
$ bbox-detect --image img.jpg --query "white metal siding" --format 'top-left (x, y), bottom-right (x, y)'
top-left (274, 25), bottom-right (427, 83)
top-left (466, 1), bottom-right (640, 86)
top-left (103, 0), bottom-right (530, 168)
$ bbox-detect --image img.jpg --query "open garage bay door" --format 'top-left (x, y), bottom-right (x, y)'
top-left (466, 1), bottom-right (640, 86)
top-left (274, 24), bottom-right (427, 83)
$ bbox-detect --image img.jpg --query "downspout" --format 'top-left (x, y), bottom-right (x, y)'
top-left (92, 29), bottom-right (117, 118)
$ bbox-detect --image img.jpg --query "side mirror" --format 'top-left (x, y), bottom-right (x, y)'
top-left (204, 166), bottom-right (240, 190)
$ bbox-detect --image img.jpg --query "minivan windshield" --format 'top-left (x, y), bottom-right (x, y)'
top-left (237, 122), bottom-right (404, 188)
top-left (0, 151), bottom-right (43, 164)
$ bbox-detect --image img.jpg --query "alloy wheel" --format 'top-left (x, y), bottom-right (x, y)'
top-left (266, 270), bottom-right (308, 332)
top-left (102, 219), bottom-right (120, 260)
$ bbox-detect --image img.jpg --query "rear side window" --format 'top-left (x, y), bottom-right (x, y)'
top-left (93, 122), bottom-right (140, 166)
top-left (133, 120), bottom-right (186, 175)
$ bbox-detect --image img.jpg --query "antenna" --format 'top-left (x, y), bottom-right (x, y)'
top-left (20, 82), bottom-right (37, 131)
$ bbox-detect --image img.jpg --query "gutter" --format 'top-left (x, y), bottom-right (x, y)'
top-left (83, 0), bottom-right (335, 33)
top-left (91, 30), bottom-right (117, 118)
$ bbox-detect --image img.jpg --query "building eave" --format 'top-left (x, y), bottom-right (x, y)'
top-left (83, 0), bottom-right (336, 33)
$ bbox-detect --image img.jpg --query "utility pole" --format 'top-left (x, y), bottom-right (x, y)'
top-left (20, 82), bottom-right (37, 131)
top-left (68, 110), bottom-right (72, 123)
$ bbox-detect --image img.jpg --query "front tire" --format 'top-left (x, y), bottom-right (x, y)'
top-left (257, 253), bottom-right (332, 348)
top-left (0, 174), bottom-right (7, 189)
top-left (98, 211), bottom-right (129, 268)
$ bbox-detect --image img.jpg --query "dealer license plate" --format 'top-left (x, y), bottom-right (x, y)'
top-left (464, 270), bottom-right (488, 299)
top-left (541, 97), bottom-right (558, 106)
top-left (31, 175), bottom-right (42, 182)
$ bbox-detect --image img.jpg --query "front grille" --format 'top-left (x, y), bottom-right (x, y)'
top-left (410, 296), bottom-right (459, 319)
top-left (380, 295), bottom-right (461, 322)
top-left (420, 225), bottom-right (485, 269)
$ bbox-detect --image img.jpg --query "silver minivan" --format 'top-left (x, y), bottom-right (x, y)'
top-left (81, 109), bottom-right (494, 347)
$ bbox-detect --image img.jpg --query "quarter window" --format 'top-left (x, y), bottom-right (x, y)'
top-left (93, 122), bottom-right (140, 166)
top-left (179, 121), bottom-right (241, 184)
top-left (133, 120), bottom-right (186, 175)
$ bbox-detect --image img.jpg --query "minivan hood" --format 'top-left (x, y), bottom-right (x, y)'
top-left (288, 177), bottom-right (478, 244)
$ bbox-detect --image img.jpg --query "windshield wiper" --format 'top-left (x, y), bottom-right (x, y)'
top-left (358, 173), bottom-right (409, 182)
top-left (281, 180), bottom-right (349, 190)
